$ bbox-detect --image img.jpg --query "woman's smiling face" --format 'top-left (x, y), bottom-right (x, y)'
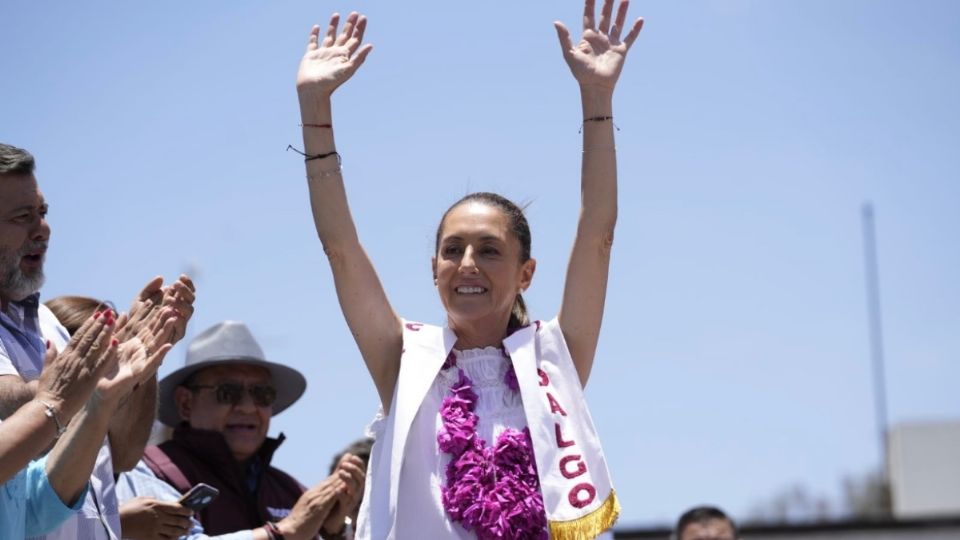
top-left (433, 202), bottom-right (535, 333)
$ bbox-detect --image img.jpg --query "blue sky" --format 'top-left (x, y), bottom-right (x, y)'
top-left (3, 0), bottom-right (958, 527)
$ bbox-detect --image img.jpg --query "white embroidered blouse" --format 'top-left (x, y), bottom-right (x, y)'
top-left (384, 347), bottom-right (530, 538)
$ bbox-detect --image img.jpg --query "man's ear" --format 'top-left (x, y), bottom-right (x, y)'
top-left (431, 256), bottom-right (438, 284)
top-left (173, 386), bottom-right (193, 422)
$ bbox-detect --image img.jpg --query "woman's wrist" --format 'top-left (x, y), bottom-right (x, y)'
top-left (579, 82), bottom-right (614, 98)
top-left (84, 394), bottom-right (118, 417)
top-left (35, 389), bottom-right (66, 415)
top-left (579, 86), bottom-right (614, 119)
top-left (296, 83), bottom-right (333, 100)
top-left (262, 521), bottom-right (287, 540)
top-left (35, 398), bottom-right (68, 439)
top-left (86, 381), bottom-right (129, 415)
top-left (298, 90), bottom-right (334, 121)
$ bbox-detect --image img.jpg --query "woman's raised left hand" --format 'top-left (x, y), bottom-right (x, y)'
top-left (555, 0), bottom-right (644, 91)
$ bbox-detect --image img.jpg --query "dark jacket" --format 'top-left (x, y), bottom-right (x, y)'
top-left (143, 424), bottom-right (305, 534)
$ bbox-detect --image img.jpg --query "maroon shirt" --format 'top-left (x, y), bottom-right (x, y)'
top-left (143, 424), bottom-right (306, 534)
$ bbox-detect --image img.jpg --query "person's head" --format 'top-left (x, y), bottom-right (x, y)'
top-left (159, 321), bottom-right (307, 463)
top-left (45, 296), bottom-right (116, 334)
top-left (0, 143), bottom-right (49, 306)
top-left (329, 437), bottom-right (374, 475)
top-left (174, 363), bottom-right (275, 463)
top-left (674, 506), bottom-right (739, 540)
top-left (433, 192), bottom-right (536, 333)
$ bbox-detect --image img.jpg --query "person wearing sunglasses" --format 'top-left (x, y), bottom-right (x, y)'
top-left (117, 320), bottom-right (366, 540)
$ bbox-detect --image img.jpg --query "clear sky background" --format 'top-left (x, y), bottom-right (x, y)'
top-left (3, 0), bottom-right (958, 528)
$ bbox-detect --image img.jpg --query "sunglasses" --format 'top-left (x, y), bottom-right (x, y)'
top-left (188, 383), bottom-right (278, 407)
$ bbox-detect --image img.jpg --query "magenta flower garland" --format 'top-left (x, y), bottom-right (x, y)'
top-left (437, 355), bottom-right (548, 540)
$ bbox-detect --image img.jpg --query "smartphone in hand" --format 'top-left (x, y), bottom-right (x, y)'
top-left (178, 483), bottom-right (220, 511)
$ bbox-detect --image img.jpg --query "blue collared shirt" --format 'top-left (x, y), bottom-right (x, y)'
top-left (0, 294), bottom-right (48, 380)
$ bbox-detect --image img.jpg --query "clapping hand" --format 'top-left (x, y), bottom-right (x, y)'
top-left (322, 453), bottom-right (366, 535)
top-left (277, 473), bottom-right (347, 540)
top-left (555, 0), bottom-right (644, 91)
top-left (118, 274), bottom-right (195, 354)
top-left (93, 335), bottom-right (170, 407)
top-left (35, 311), bottom-right (118, 421)
top-left (161, 275), bottom-right (196, 345)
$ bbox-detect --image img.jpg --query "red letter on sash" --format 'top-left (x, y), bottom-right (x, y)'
top-left (555, 423), bottom-right (575, 448)
top-left (547, 393), bottom-right (567, 416)
top-left (405, 322), bottom-right (423, 331)
top-left (559, 455), bottom-right (587, 479)
top-left (538, 368), bottom-right (549, 387)
top-left (568, 483), bottom-right (597, 508)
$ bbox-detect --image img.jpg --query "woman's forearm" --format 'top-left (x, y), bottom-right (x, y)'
top-left (108, 375), bottom-right (158, 473)
top-left (579, 85), bottom-right (618, 233)
top-left (299, 91), bottom-right (362, 252)
top-left (558, 83), bottom-right (622, 384)
top-left (45, 399), bottom-right (115, 506)
top-left (0, 400), bottom-right (60, 483)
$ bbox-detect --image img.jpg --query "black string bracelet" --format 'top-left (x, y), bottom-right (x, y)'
top-left (579, 116), bottom-right (620, 133)
top-left (286, 144), bottom-right (341, 164)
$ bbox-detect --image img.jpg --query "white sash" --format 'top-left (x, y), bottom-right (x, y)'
top-left (363, 317), bottom-right (619, 540)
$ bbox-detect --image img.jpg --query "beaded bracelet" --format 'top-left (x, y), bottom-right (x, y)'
top-left (307, 167), bottom-right (343, 181)
top-left (584, 115), bottom-right (614, 123)
top-left (579, 116), bottom-right (620, 133)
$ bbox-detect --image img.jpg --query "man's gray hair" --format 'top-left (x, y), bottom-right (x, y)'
top-left (0, 143), bottom-right (36, 175)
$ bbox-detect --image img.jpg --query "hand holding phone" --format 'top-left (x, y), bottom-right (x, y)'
top-left (178, 483), bottom-right (220, 511)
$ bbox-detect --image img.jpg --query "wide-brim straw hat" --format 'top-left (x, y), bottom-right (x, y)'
top-left (157, 321), bottom-right (307, 427)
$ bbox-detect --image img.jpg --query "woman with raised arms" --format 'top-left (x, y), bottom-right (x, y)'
top-left (295, 1), bottom-right (643, 538)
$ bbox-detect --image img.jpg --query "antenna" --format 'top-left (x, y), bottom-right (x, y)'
top-left (861, 202), bottom-right (890, 485)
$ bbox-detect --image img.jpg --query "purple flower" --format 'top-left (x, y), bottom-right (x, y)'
top-left (439, 369), bottom-right (547, 539)
top-left (450, 371), bottom-right (479, 404)
top-left (442, 351), bottom-right (458, 370)
top-left (504, 364), bottom-right (520, 393)
top-left (493, 429), bottom-right (530, 468)
top-left (437, 424), bottom-right (474, 454)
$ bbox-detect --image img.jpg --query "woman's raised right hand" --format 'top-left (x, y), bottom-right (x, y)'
top-left (34, 310), bottom-right (118, 421)
top-left (296, 12), bottom-right (374, 98)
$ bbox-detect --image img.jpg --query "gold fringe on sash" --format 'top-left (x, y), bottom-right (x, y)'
top-left (548, 489), bottom-right (621, 540)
